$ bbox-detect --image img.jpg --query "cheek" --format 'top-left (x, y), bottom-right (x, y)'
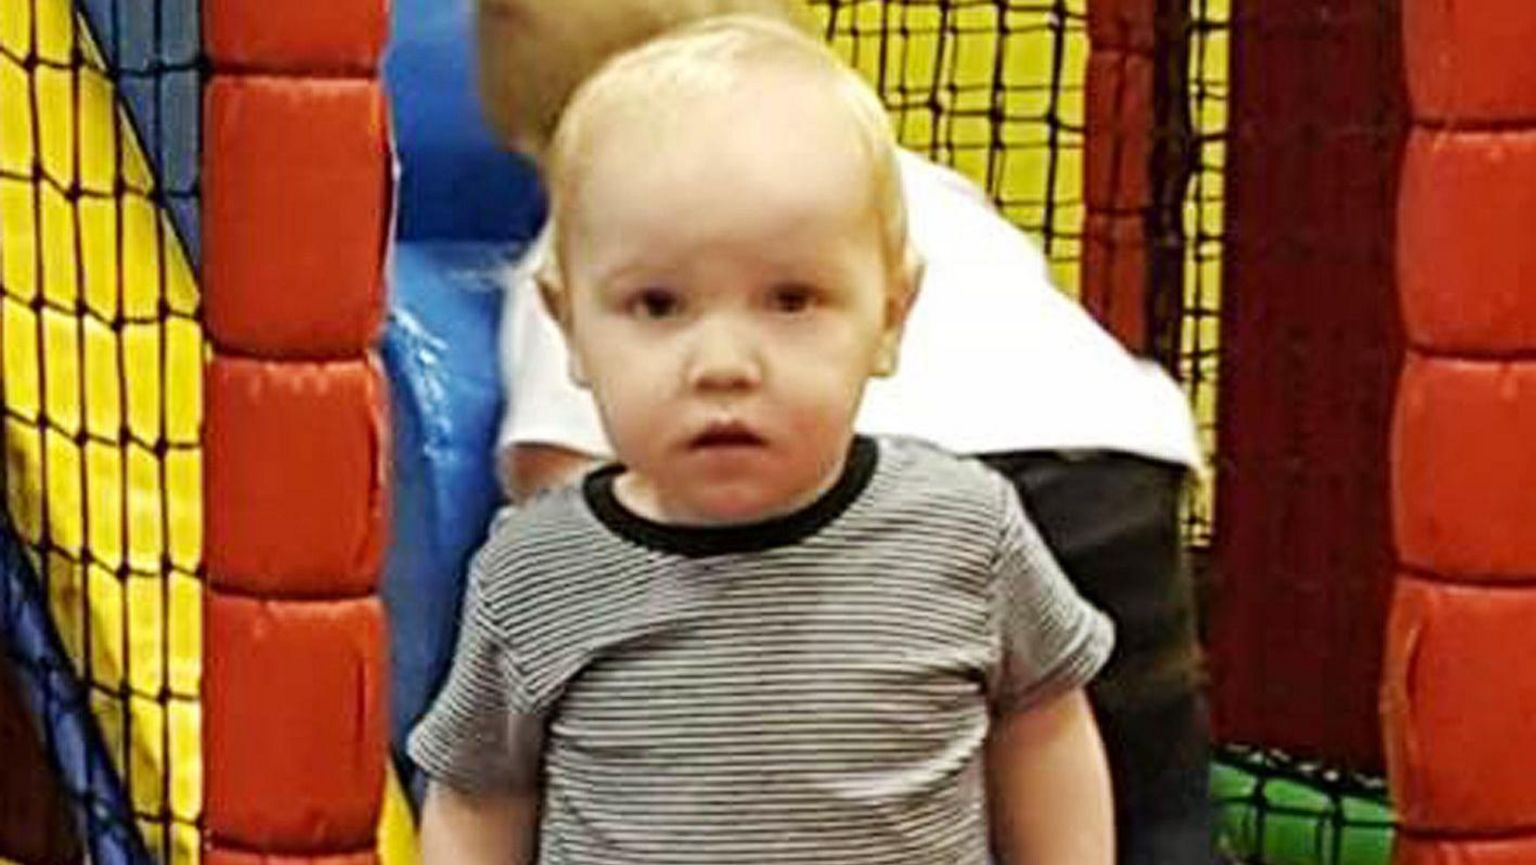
top-left (785, 323), bottom-right (887, 384)
top-left (585, 353), bottom-right (668, 424)
top-left (776, 356), bottom-right (873, 423)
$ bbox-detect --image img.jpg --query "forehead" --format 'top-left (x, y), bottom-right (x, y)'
top-left (559, 70), bottom-right (881, 252)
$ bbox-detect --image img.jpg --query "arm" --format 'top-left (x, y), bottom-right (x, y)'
top-left (986, 687), bottom-right (1114, 865)
top-left (409, 551), bottom-right (547, 864)
top-left (419, 781), bottom-right (541, 865)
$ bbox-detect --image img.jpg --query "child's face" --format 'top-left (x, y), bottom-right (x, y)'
top-left (554, 78), bottom-right (910, 525)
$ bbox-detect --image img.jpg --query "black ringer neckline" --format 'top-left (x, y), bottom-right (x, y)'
top-left (582, 436), bottom-right (879, 558)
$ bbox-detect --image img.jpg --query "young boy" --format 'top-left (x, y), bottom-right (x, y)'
top-left (466, 3), bottom-right (1213, 863)
top-left (409, 18), bottom-right (1116, 865)
top-left (477, 3), bottom-right (1213, 864)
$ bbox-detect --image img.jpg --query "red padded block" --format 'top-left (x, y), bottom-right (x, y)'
top-left (203, 77), bottom-right (388, 358)
top-left (1087, 0), bottom-right (1153, 52)
top-left (204, 0), bottom-right (387, 73)
top-left (1081, 212), bottom-right (1147, 352)
top-left (1393, 355), bottom-right (1536, 581)
top-left (1382, 577), bottom-right (1536, 832)
top-left (1399, 128), bottom-right (1536, 353)
top-left (1084, 49), bottom-right (1153, 213)
top-left (1405, 0), bottom-right (1536, 121)
top-left (205, 593), bottom-right (386, 851)
top-left (205, 849), bottom-right (377, 865)
top-left (206, 355), bottom-right (387, 597)
top-left (1396, 834), bottom-right (1536, 865)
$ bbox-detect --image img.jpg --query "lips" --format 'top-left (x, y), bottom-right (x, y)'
top-left (689, 422), bottom-right (765, 449)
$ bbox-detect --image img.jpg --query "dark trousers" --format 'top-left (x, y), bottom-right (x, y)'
top-left (982, 451), bottom-right (1216, 865)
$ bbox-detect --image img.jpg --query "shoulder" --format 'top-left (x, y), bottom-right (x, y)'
top-left (875, 433), bottom-right (995, 480)
top-left (896, 151), bottom-right (1041, 254)
top-left (835, 437), bottom-right (1017, 589)
top-left (868, 436), bottom-right (1013, 527)
top-left (466, 483), bottom-right (620, 621)
top-left (895, 149), bottom-right (990, 207)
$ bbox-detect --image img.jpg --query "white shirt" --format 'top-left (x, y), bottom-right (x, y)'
top-left (499, 150), bottom-right (1201, 468)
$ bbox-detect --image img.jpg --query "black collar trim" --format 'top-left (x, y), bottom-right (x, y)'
top-left (583, 436), bottom-right (878, 558)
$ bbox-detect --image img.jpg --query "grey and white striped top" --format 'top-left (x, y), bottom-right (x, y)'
top-left (409, 436), bottom-right (1112, 864)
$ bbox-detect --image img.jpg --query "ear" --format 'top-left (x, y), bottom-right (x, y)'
top-left (535, 269), bottom-right (591, 389)
top-left (872, 247), bottom-right (922, 378)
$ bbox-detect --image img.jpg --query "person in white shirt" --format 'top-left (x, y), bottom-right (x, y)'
top-left (474, 1), bottom-right (1214, 862)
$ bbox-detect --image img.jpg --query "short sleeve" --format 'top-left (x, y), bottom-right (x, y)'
top-left (987, 478), bottom-right (1115, 714)
top-left (407, 560), bottom-right (545, 793)
top-left (496, 227), bottom-right (615, 459)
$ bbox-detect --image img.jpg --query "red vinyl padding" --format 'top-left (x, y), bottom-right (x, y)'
top-left (203, 77), bottom-right (389, 358)
top-left (1399, 129), bottom-right (1536, 354)
top-left (204, 0), bottom-right (388, 74)
top-left (1081, 212), bottom-right (1147, 351)
top-left (204, 595), bottom-right (386, 849)
top-left (1393, 356), bottom-right (1536, 580)
top-left (201, 0), bottom-right (391, 858)
top-left (1395, 837), bottom-right (1536, 865)
top-left (1081, 0), bottom-right (1154, 352)
top-left (205, 846), bottom-right (378, 865)
top-left (1403, 0), bottom-right (1536, 122)
top-left (1087, 0), bottom-right (1153, 52)
top-left (1390, 0), bottom-right (1536, 857)
top-left (1213, 0), bottom-right (1403, 771)
top-left (1084, 50), bottom-right (1153, 214)
top-left (1382, 577), bottom-right (1536, 831)
top-left (205, 356), bottom-right (387, 598)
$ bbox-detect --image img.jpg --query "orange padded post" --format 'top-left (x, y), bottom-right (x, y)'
top-left (1082, 0), bottom-right (1155, 351)
top-left (1387, 0), bottom-right (1536, 860)
top-left (201, 0), bottom-right (391, 859)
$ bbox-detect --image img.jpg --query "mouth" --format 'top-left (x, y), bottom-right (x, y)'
top-left (688, 422), bottom-right (766, 449)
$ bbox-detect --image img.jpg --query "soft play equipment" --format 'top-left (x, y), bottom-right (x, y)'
top-left (4, 2), bottom-right (1533, 864)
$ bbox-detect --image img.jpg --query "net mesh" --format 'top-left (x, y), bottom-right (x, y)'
top-left (1214, 744), bottom-right (1394, 865)
top-left (808, 0), bottom-right (1090, 296)
top-left (1178, 0), bottom-right (1225, 549)
top-left (0, 0), bottom-right (202, 862)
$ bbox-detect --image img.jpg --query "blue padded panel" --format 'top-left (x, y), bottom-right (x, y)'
top-left (382, 241), bottom-right (519, 797)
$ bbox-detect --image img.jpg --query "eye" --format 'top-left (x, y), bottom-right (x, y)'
top-left (769, 283), bottom-right (816, 314)
top-left (631, 288), bottom-right (680, 320)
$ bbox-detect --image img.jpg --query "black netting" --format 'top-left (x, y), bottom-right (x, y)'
top-left (1214, 745), bottom-right (1395, 865)
top-left (0, 1), bottom-right (203, 863)
top-left (808, 0), bottom-right (1090, 294)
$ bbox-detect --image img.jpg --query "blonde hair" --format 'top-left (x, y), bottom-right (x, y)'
top-left (476, 0), bottom-right (801, 156)
top-left (541, 15), bottom-right (910, 308)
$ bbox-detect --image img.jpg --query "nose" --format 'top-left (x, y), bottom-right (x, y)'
top-left (686, 316), bottom-right (762, 392)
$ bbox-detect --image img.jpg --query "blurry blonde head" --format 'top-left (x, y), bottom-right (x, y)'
top-left (476, 0), bottom-right (801, 158)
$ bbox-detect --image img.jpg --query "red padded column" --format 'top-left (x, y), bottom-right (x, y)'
top-left (1210, 0), bottom-right (1403, 770)
top-left (1387, 0), bottom-right (1536, 860)
top-left (201, 0), bottom-right (391, 860)
top-left (1082, 0), bottom-right (1154, 350)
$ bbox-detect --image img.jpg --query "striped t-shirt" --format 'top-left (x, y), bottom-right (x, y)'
top-left (409, 436), bottom-right (1113, 864)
